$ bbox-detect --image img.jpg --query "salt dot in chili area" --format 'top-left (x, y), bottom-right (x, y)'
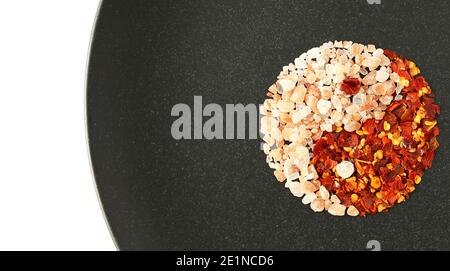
top-left (336, 161), bottom-right (354, 179)
top-left (261, 41), bottom-right (440, 217)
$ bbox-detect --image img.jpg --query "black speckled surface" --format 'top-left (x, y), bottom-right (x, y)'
top-left (87, 0), bottom-right (450, 250)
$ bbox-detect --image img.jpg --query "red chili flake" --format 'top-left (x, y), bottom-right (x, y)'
top-left (325, 158), bottom-right (338, 170)
top-left (338, 131), bottom-right (359, 147)
top-left (313, 138), bottom-right (329, 157)
top-left (324, 132), bottom-right (337, 146)
top-left (385, 190), bottom-right (399, 205)
top-left (415, 76), bottom-right (428, 89)
top-left (424, 104), bottom-right (440, 119)
top-left (362, 119), bottom-right (377, 134)
top-left (341, 77), bottom-right (361, 95)
top-left (383, 112), bottom-right (397, 125)
top-left (406, 92), bottom-right (421, 109)
top-left (383, 49), bottom-right (398, 60)
top-left (320, 173), bottom-right (334, 192)
top-left (422, 151), bottom-right (435, 168)
top-left (429, 137), bottom-right (439, 151)
top-left (400, 122), bottom-right (414, 139)
top-left (386, 100), bottom-right (403, 112)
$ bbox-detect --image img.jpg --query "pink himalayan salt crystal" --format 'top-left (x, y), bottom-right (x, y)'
top-left (263, 143), bottom-right (270, 154)
top-left (373, 48), bottom-right (384, 57)
top-left (277, 78), bottom-right (296, 92)
top-left (366, 44), bottom-right (376, 53)
top-left (359, 67), bottom-right (368, 75)
top-left (331, 95), bottom-right (343, 112)
top-left (352, 93), bottom-right (366, 106)
top-left (379, 95), bottom-right (393, 105)
top-left (306, 73), bottom-right (317, 84)
top-left (290, 86), bottom-right (307, 103)
top-left (320, 122), bottom-right (332, 133)
top-left (349, 43), bottom-right (364, 56)
top-left (362, 56), bottom-right (381, 71)
top-left (380, 55), bottom-right (391, 66)
top-left (336, 160), bottom-right (355, 178)
top-left (309, 165), bottom-right (319, 180)
top-left (302, 193), bottom-right (317, 205)
top-left (317, 99), bottom-right (332, 115)
top-left (345, 104), bottom-right (360, 115)
top-left (306, 95), bottom-right (319, 114)
top-left (311, 198), bottom-right (325, 212)
top-left (383, 81), bottom-right (396, 95)
top-left (344, 120), bottom-right (361, 132)
top-left (319, 186), bottom-right (330, 200)
top-left (311, 179), bottom-right (321, 190)
top-left (374, 111), bottom-right (385, 120)
top-left (376, 67), bottom-right (390, 82)
top-left (300, 180), bottom-right (317, 194)
top-left (343, 41), bottom-right (353, 49)
top-left (320, 86), bottom-right (333, 99)
top-left (372, 83), bottom-right (386, 95)
top-left (347, 206), bottom-right (360, 216)
top-left (282, 127), bottom-right (293, 141)
top-left (390, 72), bottom-right (400, 82)
top-left (288, 182), bottom-right (304, 198)
top-left (315, 69), bottom-right (326, 79)
top-left (328, 203), bottom-right (346, 216)
top-left (334, 40), bottom-right (344, 48)
top-left (294, 146), bottom-right (310, 173)
top-left (278, 100), bottom-right (295, 113)
top-left (340, 96), bottom-right (351, 107)
top-left (331, 110), bottom-right (344, 122)
top-left (351, 113), bottom-right (362, 122)
top-left (360, 100), bottom-right (378, 112)
top-left (330, 195), bottom-right (341, 204)
top-left (349, 64), bottom-right (360, 75)
top-left (362, 70), bottom-right (377, 85)
top-left (355, 54), bottom-right (364, 66)
top-left (274, 170), bottom-right (286, 182)
top-left (292, 104), bottom-right (312, 123)
top-left (313, 114), bottom-right (322, 123)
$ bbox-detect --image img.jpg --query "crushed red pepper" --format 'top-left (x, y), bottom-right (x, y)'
top-left (312, 50), bottom-right (440, 216)
top-left (341, 78), bottom-right (362, 95)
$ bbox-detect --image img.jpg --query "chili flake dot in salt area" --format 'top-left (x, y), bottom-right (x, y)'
top-left (260, 41), bottom-right (440, 217)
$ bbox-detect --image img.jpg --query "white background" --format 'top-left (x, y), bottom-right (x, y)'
top-left (0, 0), bottom-right (116, 250)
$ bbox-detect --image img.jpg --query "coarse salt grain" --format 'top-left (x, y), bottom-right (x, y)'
top-left (328, 203), bottom-right (346, 216)
top-left (277, 79), bottom-right (296, 92)
top-left (330, 195), bottom-right (341, 204)
top-left (376, 67), bottom-right (390, 83)
top-left (278, 100), bottom-right (294, 113)
top-left (380, 95), bottom-right (393, 105)
top-left (300, 180), bottom-right (317, 195)
top-left (317, 99), bottom-right (332, 115)
top-left (352, 93), bottom-right (366, 106)
top-left (347, 206), bottom-right (360, 217)
top-left (319, 186), bottom-right (330, 200)
top-left (311, 198), bottom-right (325, 212)
top-left (336, 161), bottom-right (355, 179)
top-left (289, 181), bottom-right (304, 198)
top-left (302, 193), bottom-right (317, 205)
top-left (344, 121), bottom-right (361, 132)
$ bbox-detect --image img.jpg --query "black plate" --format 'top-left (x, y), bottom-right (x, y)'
top-left (87, 0), bottom-right (450, 250)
